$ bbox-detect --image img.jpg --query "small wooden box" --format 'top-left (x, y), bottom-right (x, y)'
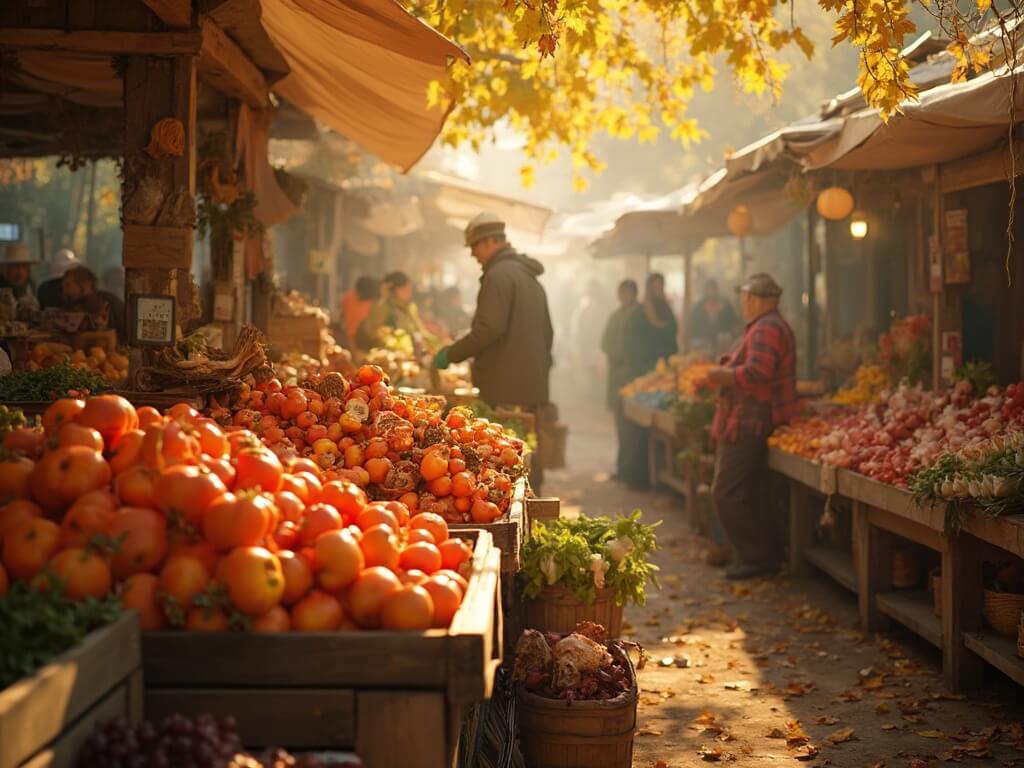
top-left (141, 531), bottom-right (501, 768)
top-left (122, 224), bottom-right (192, 270)
top-left (267, 314), bottom-right (326, 358)
top-left (0, 612), bottom-right (142, 768)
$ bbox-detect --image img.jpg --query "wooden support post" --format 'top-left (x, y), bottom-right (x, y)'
top-left (806, 207), bottom-right (818, 380)
top-left (854, 501), bottom-right (891, 633)
top-left (788, 483), bottom-right (814, 577)
top-left (942, 533), bottom-right (985, 692)
top-left (122, 54), bottom-right (197, 371)
top-left (682, 245), bottom-right (693, 353)
top-left (931, 166), bottom-right (943, 391)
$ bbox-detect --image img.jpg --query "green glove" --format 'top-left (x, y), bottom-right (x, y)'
top-left (434, 347), bottom-right (451, 370)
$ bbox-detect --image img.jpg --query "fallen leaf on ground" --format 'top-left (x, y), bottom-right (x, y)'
top-left (786, 720), bottom-right (811, 746)
top-left (827, 727), bottom-right (856, 744)
top-left (875, 702), bottom-right (892, 714)
top-left (918, 730), bottom-right (946, 739)
top-left (789, 743), bottom-right (820, 760)
top-left (723, 680), bottom-right (754, 691)
top-left (638, 725), bottom-right (664, 736)
top-left (698, 673), bottom-right (716, 684)
top-left (787, 681), bottom-right (814, 696)
top-left (652, 762), bottom-right (669, 768)
top-left (837, 689), bottom-right (865, 702)
top-left (698, 745), bottom-right (723, 761)
top-left (860, 676), bottom-right (887, 690)
top-left (812, 716), bottom-right (840, 726)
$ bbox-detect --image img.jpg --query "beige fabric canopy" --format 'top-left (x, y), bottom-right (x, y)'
top-left (260, 0), bottom-right (469, 172)
top-left (418, 170), bottom-right (553, 237)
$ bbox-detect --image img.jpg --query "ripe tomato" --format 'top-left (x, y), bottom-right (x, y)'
top-left (121, 572), bottom-right (165, 630)
top-left (436, 569), bottom-right (469, 597)
top-left (399, 542), bottom-right (442, 574)
top-left (42, 398), bottom-right (86, 435)
top-left (0, 499), bottom-right (42, 543)
top-left (398, 569), bottom-right (428, 586)
top-left (278, 549), bottom-right (315, 604)
top-left (167, 536), bottom-right (219, 572)
top-left (234, 449), bottom-right (283, 493)
top-left (273, 521), bottom-right (299, 551)
top-left (186, 605), bottom-right (230, 632)
top-left (470, 499), bottom-right (501, 524)
top-left (422, 575), bottom-right (463, 628)
top-left (451, 471), bottom-right (476, 498)
top-left (347, 566), bottom-right (400, 628)
top-left (419, 451), bottom-right (449, 482)
top-left (140, 421), bottom-right (198, 469)
top-left (298, 503), bottom-right (343, 546)
top-left (274, 491), bottom-right (305, 524)
top-left (380, 584), bottom-right (434, 631)
top-left (279, 474), bottom-right (310, 503)
top-left (428, 475), bottom-right (453, 498)
top-left (193, 420), bottom-right (229, 458)
top-left (318, 481), bottom-right (366, 524)
top-left (222, 546), bottom-right (284, 616)
top-left (156, 465), bottom-right (228, 528)
top-left (57, 422), bottom-right (104, 452)
top-left (355, 504), bottom-right (399, 532)
top-left (438, 538), bottom-right (473, 571)
top-left (200, 455), bottom-right (236, 488)
top-left (158, 555), bottom-right (211, 616)
top-left (2, 517), bottom-right (60, 580)
top-left (203, 493), bottom-right (274, 551)
top-left (252, 604), bottom-right (291, 632)
top-left (114, 465), bottom-right (159, 509)
top-left (108, 506), bottom-right (168, 579)
top-left (107, 430), bottom-right (145, 475)
top-left (167, 403), bottom-right (200, 424)
top-left (30, 446), bottom-right (111, 514)
top-left (359, 524), bottom-right (400, 570)
top-left (291, 589), bottom-right (344, 631)
top-left (135, 406), bottom-right (162, 430)
top-left (60, 499), bottom-right (117, 548)
top-left (357, 365), bottom-right (385, 385)
top-left (76, 395), bottom-right (138, 449)
top-left (364, 457), bottom-right (392, 485)
top-left (0, 455), bottom-right (34, 503)
top-left (409, 513), bottom-right (449, 545)
top-left (398, 492), bottom-right (419, 512)
top-left (314, 528), bottom-right (364, 591)
top-left (406, 528), bottom-right (435, 545)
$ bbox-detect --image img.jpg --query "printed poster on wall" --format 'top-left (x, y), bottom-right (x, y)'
top-left (943, 209), bottom-right (971, 284)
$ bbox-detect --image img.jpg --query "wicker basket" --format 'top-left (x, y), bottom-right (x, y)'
top-left (516, 645), bottom-right (637, 768)
top-left (524, 586), bottom-right (623, 638)
top-left (930, 569), bottom-right (942, 618)
top-left (982, 589), bottom-right (1024, 636)
top-left (891, 548), bottom-right (920, 589)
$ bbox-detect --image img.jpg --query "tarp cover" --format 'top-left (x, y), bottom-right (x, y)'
top-left (418, 170), bottom-right (553, 236)
top-left (260, 0), bottom-right (469, 172)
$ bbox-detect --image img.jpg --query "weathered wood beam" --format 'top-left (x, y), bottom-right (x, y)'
top-left (197, 16), bottom-right (269, 108)
top-left (0, 28), bottom-right (200, 55)
top-left (139, 0), bottom-right (193, 28)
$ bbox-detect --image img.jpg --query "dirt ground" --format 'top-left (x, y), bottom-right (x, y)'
top-left (542, 394), bottom-right (1024, 768)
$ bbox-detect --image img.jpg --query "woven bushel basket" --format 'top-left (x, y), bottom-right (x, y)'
top-left (516, 643), bottom-right (637, 768)
top-left (524, 586), bottom-right (623, 638)
top-left (982, 589), bottom-right (1024, 636)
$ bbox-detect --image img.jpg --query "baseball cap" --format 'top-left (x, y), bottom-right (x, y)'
top-left (736, 273), bottom-right (783, 298)
top-left (464, 212), bottom-right (506, 247)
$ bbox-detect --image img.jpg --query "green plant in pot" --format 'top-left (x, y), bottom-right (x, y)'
top-left (520, 512), bottom-right (659, 637)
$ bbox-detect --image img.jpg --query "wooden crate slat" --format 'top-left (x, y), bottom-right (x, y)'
top-left (963, 632), bottom-right (1024, 687)
top-left (450, 477), bottom-right (525, 572)
top-left (877, 591), bottom-right (943, 649)
top-left (145, 689), bottom-right (355, 748)
top-left (0, 612), bottom-right (140, 768)
top-left (356, 691), bottom-right (450, 768)
top-left (768, 448), bottom-right (825, 492)
top-left (867, 506), bottom-right (948, 553)
top-left (622, 400), bottom-right (654, 427)
top-left (447, 548), bottom-right (502, 703)
top-left (804, 545), bottom-right (857, 593)
top-left (962, 513), bottom-right (1024, 559)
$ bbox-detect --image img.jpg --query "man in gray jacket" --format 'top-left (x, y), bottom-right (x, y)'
top-left (435, 212), bottom-right (554, 484)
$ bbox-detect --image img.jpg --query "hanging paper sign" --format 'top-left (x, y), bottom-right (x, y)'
top-left (928, 235), bottom-right (943, 293)
top-left (943, 209), bottom-right (970, 284)
top-left (307, 249), bottom-right (333, 275)
top-left (129, 294), bottom-right (176, 346)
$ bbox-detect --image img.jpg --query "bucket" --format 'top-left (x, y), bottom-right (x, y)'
top-left (516, 645), bottom-right (637, 768)
top-left (891, 548), bottom-right (920, 589)
top-left (523, 586), bottom-right (623, 638)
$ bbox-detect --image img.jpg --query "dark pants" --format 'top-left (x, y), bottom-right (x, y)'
top-left (620, 420), bottom-right (650, 490)
top-left (612, 399), bottom-right (629, 478)
top-left (712, 435), bottom-right (779, 569)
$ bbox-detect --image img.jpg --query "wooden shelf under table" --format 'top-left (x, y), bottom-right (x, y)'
top-left (963, 632), bottom-right (1024, 687)
top-left (803, 545), bottom-right (857, 593)
top-left (876, 590), bottom-right (943, 649)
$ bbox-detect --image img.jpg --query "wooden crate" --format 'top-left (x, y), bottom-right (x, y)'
top-left (0, 612), bottom-right (142, 768)
top-left (141, 531), bottom-right (501, 768)
top-left (268, 314), bottom-right (326, 358)
top-left (450, 478), bottom-right (527, 574)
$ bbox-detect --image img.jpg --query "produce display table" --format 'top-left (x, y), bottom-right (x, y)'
top-left (770, 447), bottom-right (1024, 692)
top-left (141, 531), bottom-right (502, 768)
top-left (623, 401), bottom-right (696, 519)
top-left (0, 613), bottom-right (142, 768)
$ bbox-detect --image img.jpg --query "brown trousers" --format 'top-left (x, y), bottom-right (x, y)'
top-left (712, 435), bottom-right (779, 569)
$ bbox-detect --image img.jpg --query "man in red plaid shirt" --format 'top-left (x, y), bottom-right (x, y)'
top-left (706, 273), bottom-right (797, 579)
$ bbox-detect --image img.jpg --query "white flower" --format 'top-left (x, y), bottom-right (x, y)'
top-left (590, 553), bottom-right (610, 590)
top-left (540, 555), bottom-right (559, 586)
top-left (607, 535), bottom-right (635, 562)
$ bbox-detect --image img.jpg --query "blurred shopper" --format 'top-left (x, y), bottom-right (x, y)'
top-left (38, 248), bottom-right (80, 309)
top-left (600, 279), bottom-right (639, 479)
top-left (62, 265), bottom-right (125, 338)
top-left (571, 279), bottom-right (609, 404)
top-left (437, 285), bottom-right (470, 336)
top-left (0, 243), bottom-right (37, 303)
top-left (706, 273), bottom-right (797, 580)
top-left (689, 278), bottom-right (740, 357)
top-left (435, 212), bottom-right (554, 488)
top-left (341, 276), bottom-right (380, 350)
top-left (359, 271), bottom-right (440, 354)
top-left (619, 273), bottom-right (678, 489)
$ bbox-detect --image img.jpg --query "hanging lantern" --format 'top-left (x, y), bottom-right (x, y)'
top-left (816, 186), bottom-right (855, 221)
top-left (850, 211), bottom-right (869, 239)
top-left (727, 205), bottom-right (753, 237)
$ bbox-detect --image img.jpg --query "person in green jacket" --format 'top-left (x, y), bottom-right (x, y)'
top-left (358, 271), bottom-right (441, 355)
top-left (601, 279), bottom-right (639, 479)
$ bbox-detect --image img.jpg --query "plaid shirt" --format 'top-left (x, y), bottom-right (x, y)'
top-left (711, 309), bottom-right (798, 443)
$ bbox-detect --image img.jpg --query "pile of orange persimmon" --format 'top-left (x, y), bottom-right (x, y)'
top-left (0, 394), bottom-right (476, 633)
top-left (207, 364), bottom-right (524, 525)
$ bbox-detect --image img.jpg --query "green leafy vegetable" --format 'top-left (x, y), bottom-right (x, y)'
top-left (0, 582), bottom-right (122, 689)
top-left (0, 363), bottom-right (109, 401)
top-left (520, 511), bottom-right (660, 607)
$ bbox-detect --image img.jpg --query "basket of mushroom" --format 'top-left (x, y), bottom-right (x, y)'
top-left (512, 622), bottom-right (639, 768)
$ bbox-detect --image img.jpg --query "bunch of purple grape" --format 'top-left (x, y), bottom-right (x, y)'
top-left (75, 714), bottom-right (336, 768)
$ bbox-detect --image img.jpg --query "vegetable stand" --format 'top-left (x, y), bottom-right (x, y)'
top-left (141, 530), bottom-right (501, 768)
top-left (772, 446), bottom-right (1024, 692)
top-left (0, 612), bottom-right (142, 768)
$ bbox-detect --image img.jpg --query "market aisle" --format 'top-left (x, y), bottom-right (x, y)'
top-left (544, 397), bottom-right (1024, 768)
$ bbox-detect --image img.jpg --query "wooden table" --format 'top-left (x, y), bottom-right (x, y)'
top-left (771, 447), bottom-right (1024, 692)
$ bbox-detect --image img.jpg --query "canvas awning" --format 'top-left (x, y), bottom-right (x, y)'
top-left (417, 170), bottom-right (553, 237)
top-left (589, 184), bottom-right (701, 258)
top-left (260, 0), bottom-right (469, 172)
